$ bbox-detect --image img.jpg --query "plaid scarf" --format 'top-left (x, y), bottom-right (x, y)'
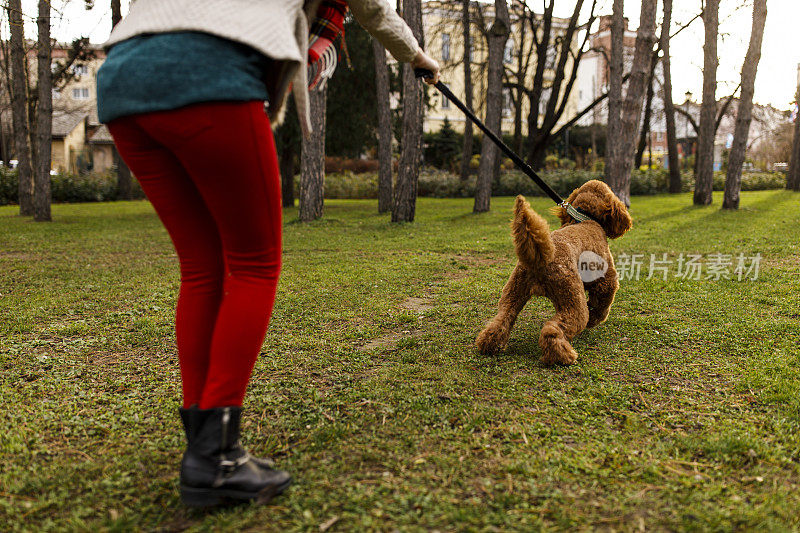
top-left (307, 0), bottom-right (348, 89)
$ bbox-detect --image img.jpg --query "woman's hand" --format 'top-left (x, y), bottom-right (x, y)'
top-left (411, 50), bottom-right (440, 85)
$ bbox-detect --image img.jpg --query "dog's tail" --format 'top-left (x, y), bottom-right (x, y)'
top-left (512, 195), bottom-right (555, 269)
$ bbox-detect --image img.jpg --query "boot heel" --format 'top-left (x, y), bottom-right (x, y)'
top-left (180, 486), bottom-right (223, 508)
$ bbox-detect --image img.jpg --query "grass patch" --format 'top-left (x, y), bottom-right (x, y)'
top-left (1, 191), bottom-right (799, 530)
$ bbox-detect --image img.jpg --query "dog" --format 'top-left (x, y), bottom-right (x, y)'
top-left (475, 180), bottom-right (633, 365)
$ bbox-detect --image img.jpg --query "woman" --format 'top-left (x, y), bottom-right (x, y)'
top-left (97, 0), bottom-right (439, 508)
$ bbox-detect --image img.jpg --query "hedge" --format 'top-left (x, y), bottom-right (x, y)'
top-left (0, 166), bottom-right (786, 205)
top-left (314, 168), bottom-right (786, 200)
top-left (0, 167), bottom-right (144, 205)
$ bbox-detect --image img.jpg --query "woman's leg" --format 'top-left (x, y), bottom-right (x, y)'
top-left (108, 118), bottom-right (224, 407)
top-left (137, 102), bottom-right (283, 409)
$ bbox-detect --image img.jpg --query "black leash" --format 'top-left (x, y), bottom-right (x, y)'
top-left (414, 68), bottom-right (598, 224)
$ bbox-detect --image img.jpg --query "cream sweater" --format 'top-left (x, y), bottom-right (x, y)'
top-left (106, 0), bottom-right (420, 134)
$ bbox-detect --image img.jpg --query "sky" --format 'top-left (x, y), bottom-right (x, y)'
top-left (9, 0), bottom-right (800, 111)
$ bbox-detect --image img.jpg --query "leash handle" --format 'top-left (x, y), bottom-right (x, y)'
top-left (415, 69), bottom-right (565, 206)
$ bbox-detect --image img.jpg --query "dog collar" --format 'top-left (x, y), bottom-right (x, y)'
top-left (560, 202), bottom-right (600, 224)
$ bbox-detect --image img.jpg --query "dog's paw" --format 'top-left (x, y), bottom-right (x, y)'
top-left (586, 315), bottom-right (607, 329)
top-left (539, 327), bottom-right (579, 366)
top-left (475, 326), bottom-right (508, 355)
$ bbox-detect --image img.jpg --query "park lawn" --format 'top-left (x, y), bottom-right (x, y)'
top-left (1, 190), bottom-right (799, 532)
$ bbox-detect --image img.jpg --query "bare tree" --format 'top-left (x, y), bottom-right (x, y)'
top-left (300, 84), bottom-right (327, 222)
top-left (605, 0), bottom-right (658, 206)
top-left (34, 0), bottom-right (51, 221)
top-left (393, 0), bottom-right (423, 223)
top-left (473, 0), bottom-right (509, 213)
top-left (788, 89), bottom-right (800, 191)
top-left (522, 0), bottom-right (597, 169)
top-left (459, 0), bottom-right (473, 182)
top-left (107, 0), bottom-right (133, 199)
top-left (7, 0), bottom-right (34, 216)
top-left (660, 0), bottom-right (681, 192)
top-left (372, 39), bottom-right (393, 213)
top-left (694, 0), bottom-right (719, 206)
top-left (634, 55), bottom-right (658, 169)
top-left (604, 0), bottom-right (624, 191)
top-left (722, 0), bottom-right (766, 210)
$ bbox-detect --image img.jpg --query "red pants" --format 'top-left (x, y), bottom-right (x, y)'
top-left (109, 101), bottom-right (282, 409)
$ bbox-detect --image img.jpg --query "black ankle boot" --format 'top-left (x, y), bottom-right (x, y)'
top-left (178, 406), bottom-right (291, 507)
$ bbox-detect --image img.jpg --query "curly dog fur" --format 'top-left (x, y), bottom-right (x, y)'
top-left (475, 180), bottom-right (633, 365)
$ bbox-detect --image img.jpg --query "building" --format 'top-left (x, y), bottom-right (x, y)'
top-left (0, 41), bottom-right (110, 173)
top-left (420, 1), bottom-right (580, 136)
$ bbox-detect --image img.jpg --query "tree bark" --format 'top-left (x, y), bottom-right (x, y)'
top-left (635, 56), bottom-right (657, 169)
top-left (661, 0), bottom-right (682, 193)
top-left (300, 84), bottom-right (327, 222)
top-left (603, 0), bottom-right (624, 191)
top-left (8, 0), bottom-right (34, 216)
top-left (722, 0), bottom-right (766, 210)
top-left (788, 89), bottom-right (800, 191)
top-left (473, 0), bottom-right (509, 213)
top-left (372, 39), bottom-right (393, 213)
top-left (393, 0), bottom-right (423, 223)
top-left (606, 0), bottom-right (657, 206)
top-left (694, 0), bottom-right (719, 206)
top-left (279, 147), bottom-right (295, 207)
top-left (110, 0), bottom-right (132, 199)
top-left (34, 0), bottom-right (52, 221)
top-left (459, 0), bottom-right (474, 182)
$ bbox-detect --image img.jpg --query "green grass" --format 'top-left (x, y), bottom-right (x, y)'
top-left (1, 190), bottom-right (799, 531)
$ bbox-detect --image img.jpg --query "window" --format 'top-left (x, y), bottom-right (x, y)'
top-left (502, 88), bottom-right (513, 117)
top-left (441, 94), bottom-right (450, 109)
top-left (73, 64), bottom-right (88, 76)
top-left (52, 89), bottom-right (61, 99)
top-left (503, 40), bottom-right (513, 64)
top-left (539, 87), bottom-right (551, 115)
top-left (441, 33), bottom-right (450, 62)
top-left (72, 87), bottom-right (90, 100)
top-left (545, 48), bottom-right (557, 70)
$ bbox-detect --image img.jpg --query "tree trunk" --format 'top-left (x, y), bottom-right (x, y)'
top-left (279, 147), bottom-right (295, 207)
top-left (473, 0), bottom-right (509, 213)
top-left (372, 39), bottom-right (393, 213)
top-left (115, 150), bottom-right (133, 199)
top-left (8, 0), bottom-right (33, 216)
top-left (300, 84), bottom-right (327, 222)
top-left (459, 0), bottom-right (473, 182)
top-left (661, 0), bottom-right (682, 193)
top-left (694, 0), bottom-right (719, 206)
top-left (606, 0), bottom-right (657, 206)
top-left (722, 0), bottom-right (766, 210)
top-left (788, 89), bottom-right (800, 191)
top-left (635, 56), bottom-right (657, 169)
top-left (34, 0), bottom-right (52, 221)
top-left (109, 0), bottom-right (133, 199)
top-left (603, 0), bottom-right (624, 192)
top-left (393, 0), bottom-right (423, 223)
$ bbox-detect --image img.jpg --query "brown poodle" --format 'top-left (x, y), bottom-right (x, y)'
top-left (475, 180), bottom-right (633, 365)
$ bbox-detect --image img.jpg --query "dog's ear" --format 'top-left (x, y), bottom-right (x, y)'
top-left (602, 193), bottom-right (633, 239)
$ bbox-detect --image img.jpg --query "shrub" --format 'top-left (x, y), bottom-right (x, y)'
top-left (0, 167), bottom-right (17, 205)
top-left (0, 168), bottom-right (144, 205)
top-left (544, 154), bottom-right (560, 170)
top-left (423, 118), bottom-right (461, 170)
top-left (712, 171), bottom-right (785, 191)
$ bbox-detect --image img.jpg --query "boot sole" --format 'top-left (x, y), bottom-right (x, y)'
top-left (180, 478), bottom-right (292, 508)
